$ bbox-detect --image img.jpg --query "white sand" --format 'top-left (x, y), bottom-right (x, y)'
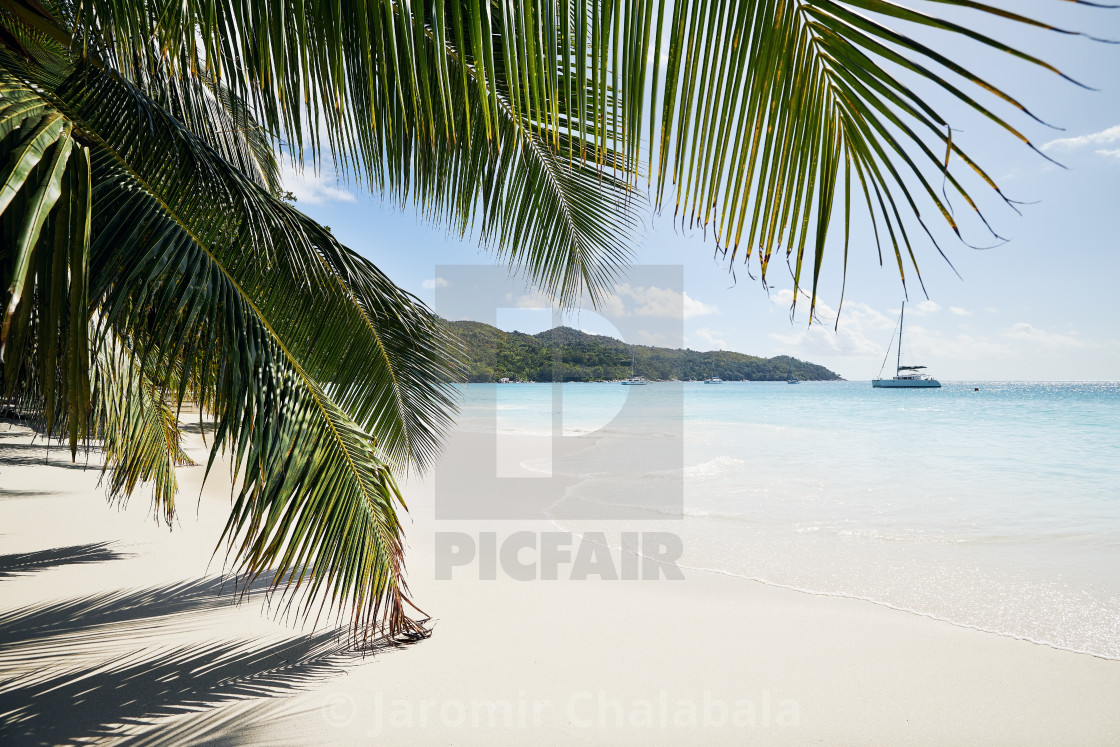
top-left (1, 420), bottom-right (1118, 745)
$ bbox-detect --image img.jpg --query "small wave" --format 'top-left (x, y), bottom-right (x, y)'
top-left (675, 563), bottom-right (1120, 662)
top-left (494, 428), bottom-right (555, 437)
top-left (684, 456), bottom-right (746, 478)
top-left (550, 520), bottom-right (1120, 661)
top-left (519, 459), bottom-right (554, 476)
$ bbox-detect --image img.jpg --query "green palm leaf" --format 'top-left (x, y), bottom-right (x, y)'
top-left (92, 333), bottom-right (194, 526)
top-left (0, 60), bottom-right (457, 638)
top-left (633, 0), bottom-right (1101, 314)
top-left (56, 0), bottom-right (641, 305)
top-left (63, 64), bottom-right (455, 636)
top-left (61, 0), bottom-right (1097, 312)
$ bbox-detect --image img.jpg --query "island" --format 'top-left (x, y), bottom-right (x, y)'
top-left (447, 321), bottom-right (842, 383)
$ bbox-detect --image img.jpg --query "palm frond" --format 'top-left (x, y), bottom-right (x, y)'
top-left (58, 0), bottom-right (641, 306)
top-left (61, 0), bottom-right (1099, 311)
top-left (91, 333), bottom-right (193, 526)
top-left (62, 61), bottom-right (455, 636)
top-left (627, 0), bottom-right (1101, 312)
top-left (126, 57), bottom-right (284, 195)
top-left (0, 67), bottom-right (91, 449)
top-left (1, 57), bottom-right (458, 636)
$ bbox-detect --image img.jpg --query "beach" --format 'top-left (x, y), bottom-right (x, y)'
top-left (2, 400), bottom-right (1119, 745)
top-left (3, 0), bottom-right (1116, 741)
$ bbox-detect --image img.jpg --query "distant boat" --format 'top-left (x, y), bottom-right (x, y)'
top-left (786, 379), bottom-right (799, 384)
top-left (621, 349), bottom-right (648, 386)
top-left (703, 376), bottom-right (723, 384)
top-left (873, 301), bottom-right (941, 388)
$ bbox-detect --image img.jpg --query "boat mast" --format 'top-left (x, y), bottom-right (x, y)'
top-left (897, 301), bottom-right (905, 375)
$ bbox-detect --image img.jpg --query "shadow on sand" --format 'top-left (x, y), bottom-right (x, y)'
top-left (0, 542), bottom-right (129, 579)
top-left (0, 488), bottom-right (61, 500)
top-left (0, 576), bottom-right (394, 744)
top-left (0, 441), bottom-right (97, 470)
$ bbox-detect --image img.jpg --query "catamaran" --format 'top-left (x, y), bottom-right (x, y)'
top-left (621, 350), bottom-right (648, 385)
top-left (873, 301), bottom-right (941, 388)
top-left (703, 376), bottom-right (723, 384)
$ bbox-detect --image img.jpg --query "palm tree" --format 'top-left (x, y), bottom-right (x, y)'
top-left (0, 0), bottom-right (1094, 642)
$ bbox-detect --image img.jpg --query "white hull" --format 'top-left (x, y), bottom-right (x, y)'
top-left (872, 302), bottom-right (942, 389)
top-left (872, 378), bottom-right (941, 388)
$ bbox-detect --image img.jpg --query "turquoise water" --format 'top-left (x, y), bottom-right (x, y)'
top-left (455, 382), bottom-right (1120, 659)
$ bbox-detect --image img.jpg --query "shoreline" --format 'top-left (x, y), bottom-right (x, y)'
top-left (668, 559), bottom-right (1120, 663)
top-left (550, 517), bottom-right (1120, 663)
top-left (1, 420), bottom-right (1119, 743)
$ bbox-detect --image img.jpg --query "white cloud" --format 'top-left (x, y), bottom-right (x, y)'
top-left (899, 325), bottom-right (1012, 361)
top-left (279, 161), bottom-right (356, 205)
top-left (768, 290), bottom-right (896, 358)
top-left (766, 292), bottom-right (1022, 364)
top-left (769, 288), bottom-right (803, 311)
top-left (765, 292), bottom-right (1115, 378)
top-left (421, 277), bottom-right (449, 290)
top-left (612, 284), bottom-right (718, 320)
top-left (691, 328), bottom-right (728, 351)
top-left (1096, 149), bottom-right (1120, 161)
top-left (1003, 323), bottom-right (1095, 350)
top-left (595, 292), bottom-right (627, 320)
top-left (506, 284), bottom-right (717, 324)
top-left (681, 292), bottom-right (718, 320)
top-left (1042, 124), bottom-right (1120, 152)
top-left (512, 290), bottom-right (557, 309)
top-left (633, 329), bottom-right (675, 346)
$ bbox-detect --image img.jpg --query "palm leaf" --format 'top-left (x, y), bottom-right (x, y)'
top-left (0, 60), bottom-right (456, 637)
top-left (0, 69), bottom-right (90, 446)
top-left (60, 0), bottom-right (1098, 312)
top-left (61, 63), bottom-right (452, 636)
top-left (630, 0), bottom-right (1100, 313)
top-left (91, 333), bottom-right (193, 526)
top-left (0, 114), bottom-right (70, 356)
top-left (55, 0), bottom-right (641, 306)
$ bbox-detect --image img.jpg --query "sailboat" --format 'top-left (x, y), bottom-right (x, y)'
top-left (621, 349), bottom-right (648, 385)
top-left (872, 301), bottom-right (941, 388)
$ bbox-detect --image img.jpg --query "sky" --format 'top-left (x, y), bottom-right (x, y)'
top-left (286, 2), bottom-right (1120, 381)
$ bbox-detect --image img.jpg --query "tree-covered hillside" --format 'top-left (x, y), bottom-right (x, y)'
top-left (449, 321), bottom-right (842, 383)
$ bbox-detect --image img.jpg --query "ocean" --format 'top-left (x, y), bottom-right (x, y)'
top-left (452, 381), bottom-right (1120, 660)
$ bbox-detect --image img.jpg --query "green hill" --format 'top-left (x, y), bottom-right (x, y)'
top-left (447, 321), bottom-right (842, 383)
